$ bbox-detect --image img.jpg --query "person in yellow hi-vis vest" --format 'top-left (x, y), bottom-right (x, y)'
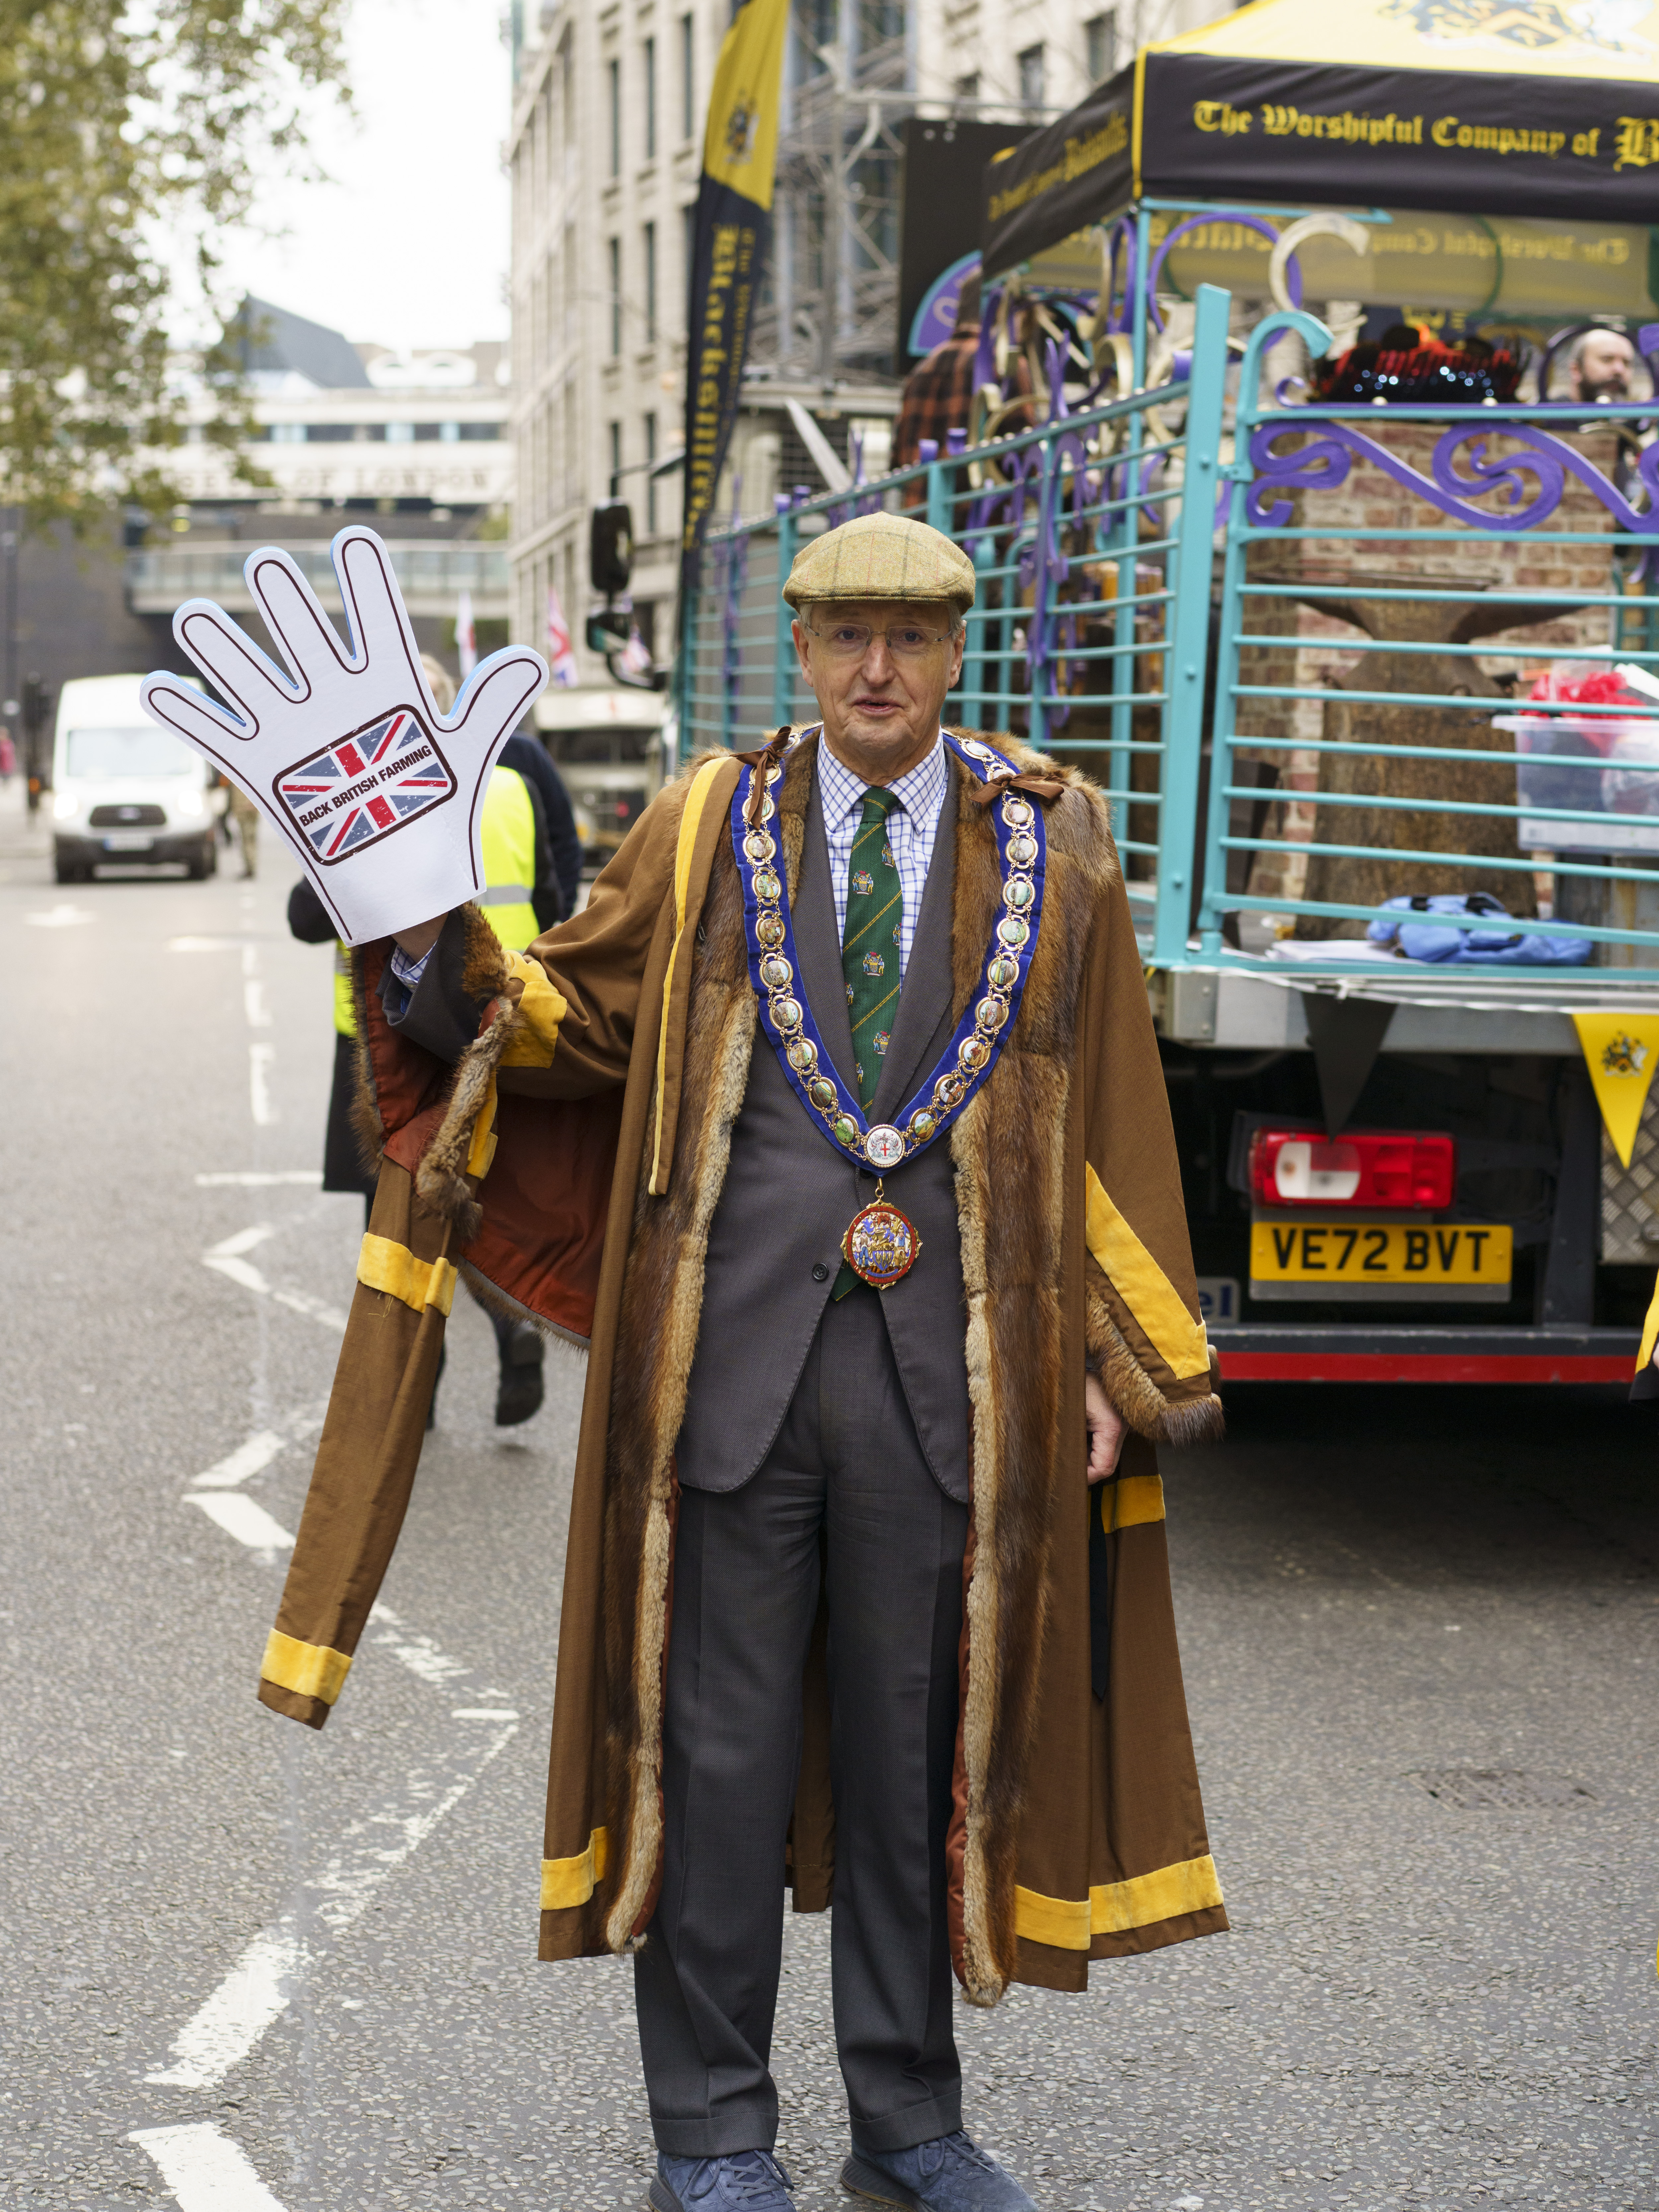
top-left (287, 653), bottom-right (565, 1425)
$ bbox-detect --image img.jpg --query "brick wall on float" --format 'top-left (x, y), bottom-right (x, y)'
top-left (1233, 420), bottom-right (1623, 911)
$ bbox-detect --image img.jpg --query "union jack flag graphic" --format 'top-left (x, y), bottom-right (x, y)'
top-left (275, 709), bottom-right (455, 862)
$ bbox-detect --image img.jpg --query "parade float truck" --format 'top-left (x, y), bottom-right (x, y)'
top-left (676, 0), bottom-right (1659, 1388)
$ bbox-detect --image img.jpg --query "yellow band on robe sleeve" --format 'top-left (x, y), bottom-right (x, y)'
top-left (540, 1827), bottom-right (610, 1910)
top-left (358, 1233), bottom-right (459, 1316)
top-left (261, 1628), bottom-right (352, 1706)
top-left (1084, 1163), bottom-right (1210, 1380)
top-left (499, 949), bottom-right (567, 1068)
top-left (650, 757), bottom-right (728, 1194)
top-left (1013, 1853), bottom-right (1224, 1950)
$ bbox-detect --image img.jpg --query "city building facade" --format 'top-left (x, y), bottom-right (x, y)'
top-left (504, 0), bottom-right (1233, 684)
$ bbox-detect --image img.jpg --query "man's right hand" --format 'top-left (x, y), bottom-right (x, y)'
top-left (394, 912), bottom-right (448, 961)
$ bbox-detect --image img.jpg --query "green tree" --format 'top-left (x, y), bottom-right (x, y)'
top-left (0, 0), bottom-right (350, 530)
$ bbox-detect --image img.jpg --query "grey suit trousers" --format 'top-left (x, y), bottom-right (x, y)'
top-left (635, 1286), bottom-right (968, 2159)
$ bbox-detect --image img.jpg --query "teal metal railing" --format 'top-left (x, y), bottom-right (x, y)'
top-left (682, 283), bottom-right (1235, 964)
top-left (1199, 304), bottom-right (1659, 976)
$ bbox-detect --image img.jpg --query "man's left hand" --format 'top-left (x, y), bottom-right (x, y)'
top-left (1085, 1370), bottom-right (1127, 1484)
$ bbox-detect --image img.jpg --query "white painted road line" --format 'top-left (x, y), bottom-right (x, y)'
top-left (24, 904), bottom-right (94, 928)
top-left (144, 1721), bottom-right (518, 2089)
top-left (144, 1925), bottom-right (301, 2090)
top-left (130, 2122), bottom-right (289, 2210)
top-left (170, 935), bottom-right (256, 952)
top-left (453, 1707), bottom-right (521, 1720)
top-left (190, 1432), bottom-right (286, 1489)
top-left (248, 1042), bottom-right (278, 1126)
top-left (202, 1228), bottom-right (349, 1336)
top-left (206, 1224), bottom-right (274, 1260)
top-left (243, 979), bottom-right (271, 1028)
top-left (366, 1606), bottom-right (471, 1686)
top-left (184, 1493), bottom-right (295, 1551)
top-left (195, 1171), bottom-right (322, 1187)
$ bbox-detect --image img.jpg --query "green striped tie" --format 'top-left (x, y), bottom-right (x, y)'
top-left (833, 787), bottom-right (901, 1299)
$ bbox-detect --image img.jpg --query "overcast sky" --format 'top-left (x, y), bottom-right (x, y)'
top-left (227, 0), bottom-right (511, 355)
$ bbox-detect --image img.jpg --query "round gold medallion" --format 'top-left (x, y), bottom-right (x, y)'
top-left (841, 1200), bottom-right (921, 1289)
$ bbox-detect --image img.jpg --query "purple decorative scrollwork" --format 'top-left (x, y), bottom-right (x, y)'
top-left (1245, 416), bottom-right (1659, 547)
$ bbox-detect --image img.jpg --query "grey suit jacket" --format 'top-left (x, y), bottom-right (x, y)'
top-left (675, 769), bottom-right (970, 1501)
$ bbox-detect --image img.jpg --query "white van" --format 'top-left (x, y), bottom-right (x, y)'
top-left (51, 674), bottom-right (217, 883)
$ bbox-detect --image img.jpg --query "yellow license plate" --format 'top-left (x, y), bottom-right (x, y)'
top-left (1250, 1219), bottom-right (1513, 1286)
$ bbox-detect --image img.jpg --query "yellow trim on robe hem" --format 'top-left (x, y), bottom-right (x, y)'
top-left (1084, 1164), bottom-right (1210, 1380)
top-left (358, 1233), bottom-right (459, 1316)
top-left (1638, 1269), bottom-right (1659, 1377)
top-left (1013, 1853), bottom-right (1224, 1951)
top-left (541, 1827), bottom-right (610, 1910)
top-left (1101, 1471), bottom-right (1165, 1535)
top-left (261, 1628), bottom-right (352, 1706)
top-left (650, 757), bottom-right (728, 1194)
top-left (499, 948), bottom-right (567, 1068)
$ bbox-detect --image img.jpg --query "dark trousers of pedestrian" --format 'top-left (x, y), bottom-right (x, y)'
top-left (635, 1286), bottom-right (968, 2160)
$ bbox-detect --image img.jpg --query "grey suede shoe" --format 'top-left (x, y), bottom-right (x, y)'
top-left (648, 2149), bottom-right (796, 2211)
top-left (841, 2131), bottom-right (1037, 2210)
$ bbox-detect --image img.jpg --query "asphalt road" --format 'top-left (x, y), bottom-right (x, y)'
top-left (3, 789), bottom-right (1656, 2212)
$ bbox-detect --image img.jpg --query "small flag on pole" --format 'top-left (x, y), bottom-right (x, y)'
top-left (619, 627), bottom-right (653, 679)
top-left (456, 590), bottom-right (477, 679)
top-left (546, 585), bottom-right (579, 688)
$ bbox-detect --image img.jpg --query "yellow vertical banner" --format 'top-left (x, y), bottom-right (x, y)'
top-left (679, 0), bottom-right (791, 580)
top-left (1570, 1012), bottom-right (1659, 1169)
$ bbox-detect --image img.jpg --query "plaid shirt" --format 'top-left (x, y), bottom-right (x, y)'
top-left (818, 731), bottom-right (949, 985)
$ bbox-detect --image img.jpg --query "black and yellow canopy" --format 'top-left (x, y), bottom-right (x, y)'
top-left (984, 0), bottom-right (1659, 276)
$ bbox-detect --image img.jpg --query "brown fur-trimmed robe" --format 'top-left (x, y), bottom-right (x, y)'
top-left (258, 730), bottom-right (1228, 2004)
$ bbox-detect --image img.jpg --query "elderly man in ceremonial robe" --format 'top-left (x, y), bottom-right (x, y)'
top-left (254, 511), bottom-right (1228, 2212)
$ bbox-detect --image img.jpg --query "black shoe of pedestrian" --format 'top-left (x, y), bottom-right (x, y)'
top-left (494, 1321), bottom-right (544, 1427)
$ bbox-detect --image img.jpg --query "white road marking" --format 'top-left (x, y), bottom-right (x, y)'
top-left (170, 935), bottom-right (254, 952)
top-left (243, 980), bottom-right (271, 1029)
top-left (130, 2122), bottom-right (289, 2210)
top-left (248, 1043), bottom-right (278, 1126)
top-left (207, 1224), bottom-right (275, 1259)
top-left (203, 1228), bottom-right (348, 1335)
top-left (184, 1493), bottom-right (295, 1551)
top-left (367, 1601), bottom-right (470, 1686)
top-left (453, 1707), bottom-right (521, 1720)
top-left (143, 1926), bottom-right (301, 2090)
top-left (25, 903), bottom-right (94, 928)
top-left (190, 1431), bottom-right (286, 1489)
top-left (195, 1172), bottom-right (322, 1187)
top-left (145, 1720), bottom-right (518, 2089)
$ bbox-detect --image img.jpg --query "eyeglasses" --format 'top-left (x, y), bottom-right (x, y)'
top-left (803, 618), bottom-right (955, 661)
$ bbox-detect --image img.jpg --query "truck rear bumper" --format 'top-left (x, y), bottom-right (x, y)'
top-left (1210, 1324), bottom-right (1639, 1385)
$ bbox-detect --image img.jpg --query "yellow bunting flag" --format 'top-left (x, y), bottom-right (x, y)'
top-left (1571, 1012), bottom-right (1659, 1169)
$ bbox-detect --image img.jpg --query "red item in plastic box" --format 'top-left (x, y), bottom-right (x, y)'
top-left (1521, 662), bottom-right (1647, 753)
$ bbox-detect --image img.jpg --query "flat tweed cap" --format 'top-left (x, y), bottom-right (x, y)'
top-left (783, 510), bottom-right (975, 613)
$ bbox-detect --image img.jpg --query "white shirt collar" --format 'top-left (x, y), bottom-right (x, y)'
top-left (816, 728), bottom-right (948, 822)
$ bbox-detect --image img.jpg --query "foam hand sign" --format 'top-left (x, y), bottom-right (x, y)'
top-left (140, 528), bottom-right (548, 945)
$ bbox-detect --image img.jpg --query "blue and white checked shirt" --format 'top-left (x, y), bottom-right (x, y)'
top-left (817, 730), bottom-right (949, 985)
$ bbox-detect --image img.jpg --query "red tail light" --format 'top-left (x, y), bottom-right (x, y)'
top-left (1249, 1127), bottom-right (1457, 1210)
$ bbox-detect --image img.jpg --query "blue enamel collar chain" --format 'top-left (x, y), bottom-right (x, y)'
top-left (731, 727), bottom-right (1048, 1284)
